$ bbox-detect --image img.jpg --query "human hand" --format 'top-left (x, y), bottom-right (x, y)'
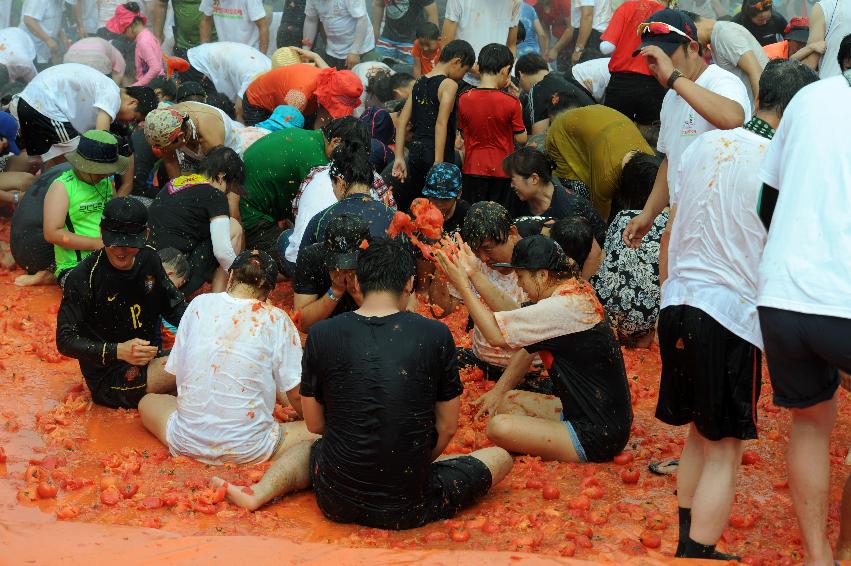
top-left (546, 47), bottom-right (559, 62)
top-left (454, 237), bottom-right (479, 277)
top-left (346, 52), bottom-right (361, 69)
top-left (572, 49), bottom-right (583, 64)
top-left (504, 79), bottom-right (521, 98)
top-left (344, 272), bottom-right (363, 305)
top-left (290, 46), bottom-right (314, 63)
top-left (329, 270), bottom-right (347, 297)
top-left (639, 45), bottom-right (676, 87)
top-left (434, 248), bottom-right (470, 290)
top-left (472, 387), bottom-right (504, 420)
top-left (116, 338), bottom-right (158, 366)
top-left (622, 211), bottom-right (654, 248)
top-left (810, 40), bottom-right (827, 55)
top-left (47, 37), bottom-right (59, 53)
top-left (391, 158), bottom-right (408, 182)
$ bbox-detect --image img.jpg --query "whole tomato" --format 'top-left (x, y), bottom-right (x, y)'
top-left (621, 467), bottom-right (640, 484)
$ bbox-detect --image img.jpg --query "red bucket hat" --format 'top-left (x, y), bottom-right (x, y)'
top-left (106, 4), bottom-right (147, 35)
top-left (315, 68), bottom-right (364, 119)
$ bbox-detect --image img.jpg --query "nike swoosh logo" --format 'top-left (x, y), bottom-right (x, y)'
top-left (107, 295), bottom-right (117, 302)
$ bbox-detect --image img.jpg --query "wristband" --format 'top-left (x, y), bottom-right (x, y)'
top-left (666, 69), bottom-right (684, 90)
top-left (327, 288), bottom-right (340, 302)
top-left (575, 46), bottom-right (584, 53)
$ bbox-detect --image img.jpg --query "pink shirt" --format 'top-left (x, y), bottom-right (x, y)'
top-left (133, 28), bottom-right (164, 86)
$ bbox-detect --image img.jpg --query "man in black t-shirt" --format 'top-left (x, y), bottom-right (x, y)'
top-left (217, 239), bottom-right (512, 523)
top-left (56, 198), bottom-right (187, 409)
top-left (515, 53), bottom-right (594, 134)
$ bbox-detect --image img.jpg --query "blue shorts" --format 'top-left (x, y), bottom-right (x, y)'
top-left (560, 412), bottom-right (588, 462)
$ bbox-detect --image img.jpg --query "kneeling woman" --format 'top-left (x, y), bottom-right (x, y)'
top-left (138, 250), bottom-right (317, 466)
top-left (437, 235), bottom-right (632, 462)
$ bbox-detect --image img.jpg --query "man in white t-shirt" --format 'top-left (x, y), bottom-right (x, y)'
top-left (0, 27), bottom-right (38, 83)
top-left (442, 0), bottom-right (521, 85)
top-left (688, 15), bottom-right (769, 111)
top-left (303, 0), bottom-right (376, 70)
top-left (755, 71), bottom-right (851, 566)
top-left (14, 63), bottom-right (158, 163)
top-left (19, 0), bottom-right (67, 66)
top-left (139, 250), bottom-right (317, 466)
top-left (622, 9), bottom-right (750, 249)
top-left (199, 0), bottom-right (268, 52)
top-left (187, 41), bottom-right (271, 100)
top-left (657, 59), bottom-right (818, 561)
top-left (571, 56), bottom-right (611, 102)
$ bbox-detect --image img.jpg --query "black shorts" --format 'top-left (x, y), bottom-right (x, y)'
top-left (85, 355), bottom-right (167, 409)
top-left (241, 93), bottom-right (271, 126)
top-left (603, 72), bottom-right (667, 126)
top-left (16, 97), bottom-right (80, 156)
top-left (310, 439), bottom-right (493, 530)
top-left (461, 174), bottom-right (524, 219)
top-left (456, 347), bottom-right (551, 394)
top-left (245, 220), bottom-right (286, 274)
top-left (656, 305), bottom-right (762, 441)
top-left (758, 307), bottom-right (851, 409)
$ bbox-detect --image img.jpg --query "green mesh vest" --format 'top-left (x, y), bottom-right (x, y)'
top-left (53, 170), bottom-right (114, 277)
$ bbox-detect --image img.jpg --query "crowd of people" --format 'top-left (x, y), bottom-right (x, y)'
top-left (0, 0), bottom-right (849, 562)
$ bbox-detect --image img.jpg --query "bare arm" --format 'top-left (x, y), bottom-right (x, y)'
top-left (43, 182), bottom-right (105, 251)
top-left (434, 79), bottom-right (458, 163)
top-left (303, 12), bottom-right (319, 49)
top-left (513, 130), bottom-right (528, 145)
top-left (372, 0), bottom-right (385, 43)
top-left (659, 205), bottom-right (676, 286)
top-left (672, 75), bottom-right (746, 129)
top-left (623, 157), bottom-right (668, 247)
top-left (412, 56), bottom-right (423, 78)
top-left (302, 396), bottom-right (325, 434)
top-left (284, 386), bottom-right (304, 418)
top-left (535, 18), bottom-right (549, 55)
top-left (442, 19), bottom-right (458, 43)
top-left (73, 0), bottom-right (86, 38)
top-left (427, 276), bottom-right (461, 318)
top-left (116, 155), bottom-right (134, 196)
top-left (391, 95), bottom-right (414, 180)
top-left (469, 271), bottom-right (520, 312)
top-left (803, 3), bottom-right (825, 70)
top-left (573, 6), bottom-right (594, 61)
top-left (424, 2), bottom-right (438, 25)
top-left (531, 118), bottom-right (549, 135)
top-left (791, 40), bottom-right (826, 62)
top-left (737, 51), bottom-right (763, 102)
top-left (152, 0), bottom-right (167, 42)
top-left (507, 26), bottom-right (518, 56)
top-left (200, 14), bottom-right (213, 44)
top-left (294, 292), bottom-right (336, 331)
top-left (472, 348), bottom-right (535, 418)
top-left (431, 396), bottom-right (460, 460)
top-left (257, 16), bottom-right (269, 54)
top-left (547, 19), bottom-right (574, 60)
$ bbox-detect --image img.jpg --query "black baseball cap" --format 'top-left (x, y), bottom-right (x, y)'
top-left (100, 197), bottom-right (148, 248)
top-left (229, 249), bottom-right (278, 289)
top-left (784, 17), bottom-right (809, 43)
top-left (493, 234), bottom-right (570, 271)
top-left (633, 9), bottom-right (698, 57)
top-left (323, 214), bottom-right (370, 271)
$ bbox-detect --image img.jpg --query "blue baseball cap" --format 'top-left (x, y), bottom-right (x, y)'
top-left (0, 112), bottom-right (20, 155)
top-left (423, 162), bottom-right (462, 199)
top-left (256, 105), bottom-right (305, 132)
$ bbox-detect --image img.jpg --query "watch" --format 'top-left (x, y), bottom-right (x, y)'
top-left (327, 288), bottom-right (340, 302)
top-left (666, 69), bottom-right (684, 90)
top-left (12, 190), bottom-right (20, 204)
top-left (575, 46), bottom-right (584, 53)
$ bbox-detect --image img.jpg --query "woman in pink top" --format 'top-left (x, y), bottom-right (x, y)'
top-left (107, 2), bottom-right (164, 86)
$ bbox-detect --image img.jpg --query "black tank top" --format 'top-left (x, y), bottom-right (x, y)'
top-left (409, 74), bottom-right (457, 164)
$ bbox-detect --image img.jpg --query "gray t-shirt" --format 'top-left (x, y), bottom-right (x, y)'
top-left (710, 21), bottom-right (768, 112)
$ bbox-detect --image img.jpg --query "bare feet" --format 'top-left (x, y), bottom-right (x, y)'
top-left (0, 242), bottom-right (14, 270)
top-left (14, 270), bottom-right (56, 287)
top-left (211, 476), bottom-right (261, 512)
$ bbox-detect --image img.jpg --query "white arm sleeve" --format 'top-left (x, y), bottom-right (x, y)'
top-left (600, 41), bottom-right (615, 55)
top-left (210, 216), bottom-right (237, 272)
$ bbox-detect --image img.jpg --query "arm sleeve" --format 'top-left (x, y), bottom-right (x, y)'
top-left (444, 0), bottom-right (461, 22)
top-left (493, 293), bottom-right (601, 349)
top-left (345, 0), bottom-right (367, 18)
top-left (210, 216), bottom-right (237, 271)
top-left (511, 0), bottom-right (521, 26)
top-left (22, 0), bottom-right (47, 20)
top-left (714, 25), bottom-right (749, 66)
top-left (273, 315), bottom-right (303, 394)
top-left (435, 326), bottom-right (463, 401)
top-left (199, 0), bottom-right (213, 16)
top-left (599, 4), bottom-right (624, 43)
top-left (247, 0), bottom-right (266, 22)
top-left (299, 329), bottom-right (323, 401)
top-left (304, 0), bottom-right (318, 17)
top-left (133, 35), bottom-right (164, 85)
top-left (711, 70), bottom-right (752, 122)
top-left (599, 40), bottom-right (615, 54)
top-left (93, 84), bottom-right (121, 120)
top-left (56, 267), bottom-right (118, 366)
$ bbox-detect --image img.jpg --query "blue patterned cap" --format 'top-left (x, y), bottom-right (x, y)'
top-left (423, 162), bottom-right (462, 199)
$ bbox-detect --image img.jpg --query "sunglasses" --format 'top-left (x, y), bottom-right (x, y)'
top-left (637, 21), bottom-right (695, 42)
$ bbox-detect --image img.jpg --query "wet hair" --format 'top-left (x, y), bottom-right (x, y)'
top-left (516, 20), bottom-right (527, 44)
top-left (148, 76), bottom-right (177, 101)
top-left (321, 116), bottom-right (371, 153)
top-left (502, 148), bottom-right (553, 184)
top-left (548, 89), bottom-right (591, 117)
top-left (758, 59), bottom-right (818, 118)
top-left (205, 92), bottom-right (236, 120)
top-left (368, 71), bottom-right (414, 103)
top-left (515, 53), bottom-right (549, 77)
top-left (740, 0), bottom-right (771, 18)
top-left (616, 152), bottom-right (661, 211)
top-left (478, 43), bottom-right (515, 76)
top-left (550, 215), bottom-right (593, 269)
top-left (230, 255), bottom-right (276, 296)
top-left (462, 201), bottom-right (513, 250)
top-left (416, 21), bottom-right (440, 41)
top-left (199, 146), bottom-right (245, 188)
top-left (438, 39), bottom-right (476, 67)
top-left (356, 238), bottom-right (416, 295)
top-left (124, 86), bottom-right (158, 118)
top-left (838, 33), bottom-right (851, 71)
top-left (158, 247), bottom-right (190, 283)
top-left (328, 143), bottom-right (373, 188)
top-left (124, 2), bottom-right (147, 26)
top-left (578, 48), bottom-right (605, 64)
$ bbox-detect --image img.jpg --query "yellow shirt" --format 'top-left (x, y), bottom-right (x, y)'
top-left (545, 105), bottom-right (653, 220)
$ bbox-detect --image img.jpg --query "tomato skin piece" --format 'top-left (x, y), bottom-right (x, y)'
top-left (621, 467), bottom-right (640, 484)
top-left (24, 464), bottom-right (46, 484)
top-left (613, 452), bottom-right (634, 465)
top-left (640, 531), bottom-right (662, 549)
top-left (100, 485), bottom-right (121, 506)
top-left (161, 491), bottom-right (180, 506)
top-left (560, 542), bottom-right (577, 557)
top-left (741, 450), bottom-right (760, 465)
top-left (36, 481), bottom-right (58, 499)
top-left (525, 478), bottom-right (543, 489)
top-left (567, 494), bottom-right (591, 511)
top-left (100, 475), bottom-right (118, 490)
top-left (481, 522), bottom-right (500, 534)
top-left (191, 500), bottom-right (218, 514)
top-left (140, 496), bottom-right (163, 510)
top-left (17, 486), bottom-right (38, 502)
top-left (141, 517), bottom-right (162, 529)
top-left (449, 529), bottom-right (471, 542)
top-left (424, 531), bottom-right (448, 542)
top-left (56, 505), bottom-right (80, 520)
top-left (581, 485), bottom-right (605, 500)
top-left (646, 513), bottom-right (669, 531)
top-left (729, 513), bottom-right (757, 529)
top-left (120, 483), bottom-right (140, 499)
top-left (576, 535), bottom-right (593, 549)
top-left (542, 485), bottom-right (560, 500)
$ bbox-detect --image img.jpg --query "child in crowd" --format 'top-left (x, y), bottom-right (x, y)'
top-left (457, 43), bottom-right (527, 217)
top-left (412, 22), bottom-right (442, 78)
top-left (392, 39), bottom-right (475, 212)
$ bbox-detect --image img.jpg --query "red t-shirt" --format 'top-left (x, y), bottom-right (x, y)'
top-left (245, 64), bottom-right (322, 115)
top-left (600, 0), bottom-right (665, 75)
top-left (457, 88), bottom-right (525, 178)
top-left (535, 0), bottom-right (572, 39)
top-left (412, 40), bottom-right (442, 75)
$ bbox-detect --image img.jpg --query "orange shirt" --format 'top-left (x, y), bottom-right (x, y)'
top-left (412, 40), bottom-right (441, 75)
top-left (763, 40), bottom-right (789, 60)
top-left (244, 64), bottom-right (322, 115)
top-left (601, 0), bottom-right (666, 75)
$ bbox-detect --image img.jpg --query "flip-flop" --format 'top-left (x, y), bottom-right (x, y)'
top-left (648, 459), bottom-right (679, 475)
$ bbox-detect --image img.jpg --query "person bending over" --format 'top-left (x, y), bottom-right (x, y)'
top-left (138, 250), bottom-right (316, 465)
top-left (219, 239), bottom-right (513, 526)
top-left (56, 197), bottom-right (187, 409)
top-left (436, 235), bottom-right (632, 463)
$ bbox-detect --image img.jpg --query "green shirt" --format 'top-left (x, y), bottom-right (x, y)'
top-left (172, 0), bottom-right (211, 51)
top-left (53, 170), bottom-right (114, 277)
top-left (240, 128), bottom-right (327, 231)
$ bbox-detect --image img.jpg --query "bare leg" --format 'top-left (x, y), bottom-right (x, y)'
top-left (689, 434), bottom-right (743, 545)
top-left (677, 424), bottom-right (705, 510)
top-left (14, 270), bottom-right (56, 287)
top-left (468, 446), bottom-right (513, 485)
top-left (487, 412), bottom-right (581, 462)
top-left (836, 472), bottom-right (851, 559)
top-left (497, 389), bottom-right (563, 421)
top-left (137, 393), bottom-right (178, 445)
top-left (787, 393), bottom-right (838, 566)
top-left (145, 356), bottom-right (176, 394)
